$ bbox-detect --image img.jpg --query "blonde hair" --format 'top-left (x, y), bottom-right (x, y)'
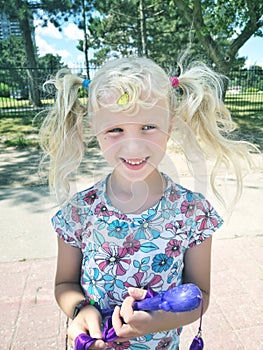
top-left (39, 57), bottom-right (257, 206)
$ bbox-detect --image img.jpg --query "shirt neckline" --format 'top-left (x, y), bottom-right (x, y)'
top-left (101, 173), bottom-right (172, 217)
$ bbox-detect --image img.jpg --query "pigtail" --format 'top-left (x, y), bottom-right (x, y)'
top-left (39, 69), bottom-right (87, 205)
top-left (175, 62), bottom-right (257, 206)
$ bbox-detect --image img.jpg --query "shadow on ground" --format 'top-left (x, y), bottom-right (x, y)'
top-left (0, 145), bottom-right (110, 204)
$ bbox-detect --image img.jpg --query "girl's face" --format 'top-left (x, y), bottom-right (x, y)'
top-left (93, 99), bottom-right (171, 183)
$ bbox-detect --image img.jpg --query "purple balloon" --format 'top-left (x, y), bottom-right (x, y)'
top-left (133, 283), bottom-right (202, 312)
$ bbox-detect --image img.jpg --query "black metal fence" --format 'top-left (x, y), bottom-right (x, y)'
top-left (0, 66), bottom-right (263, 116)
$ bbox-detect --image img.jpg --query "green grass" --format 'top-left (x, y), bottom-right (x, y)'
top-left (0, 112), bottom-right (40, 148)
top-left (0, 94), bottom-right (262, 149)
top-left (225, 93), bottom-right (263, 149)
top-left (0, 97), bottom-right (54, 109)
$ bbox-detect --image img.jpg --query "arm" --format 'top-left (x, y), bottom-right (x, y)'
top-left (55, 237), bottom-right (107, 349)
top-left (55, 236), bottom-right (84, 317)
top-left (112, 236), bottom-right (212, 340)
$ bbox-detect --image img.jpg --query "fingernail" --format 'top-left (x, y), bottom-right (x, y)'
top-left (128, 287), bottom-right (135, 293)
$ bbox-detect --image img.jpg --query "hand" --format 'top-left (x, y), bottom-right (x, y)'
top-left (67, 305), bottom-right (108, 349)
top-left (111, 287), bottom-right (155, 341)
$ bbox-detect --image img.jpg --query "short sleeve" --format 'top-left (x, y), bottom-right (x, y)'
top-left (51, 204), bottom-right (84, 249)
top-left (188, 196), bottom-right (223, 248)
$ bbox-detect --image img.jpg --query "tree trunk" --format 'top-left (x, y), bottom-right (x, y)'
top-left (17, 2), bottom-right (42, 107)
top-left (138, 0), bottom-right (148, 57)
top-left (81, 0), bottom-right (90, 79)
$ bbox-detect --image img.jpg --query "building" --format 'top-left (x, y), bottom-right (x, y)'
top-left (0, 12), bottom-right (21, 40)
top-left (0, 12), bottom-right (35, 45)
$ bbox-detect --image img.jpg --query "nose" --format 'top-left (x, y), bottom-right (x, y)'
top-left (124, 136), bottom-right (144, 155)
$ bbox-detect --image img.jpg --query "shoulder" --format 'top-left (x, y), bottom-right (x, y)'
top-left (163, 174), bottom-right (205, 202)
top-left (65, 177), bottom-right (107, 210)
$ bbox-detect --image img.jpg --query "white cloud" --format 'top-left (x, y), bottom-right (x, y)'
top-left (63, 23), bottom-right (83, 41)
top-left (36, 36), bottom-right (71, 60)
top-left (34, 20), bottom-right (63, 39)
top-left (36, 36), bottom-right (56, 56)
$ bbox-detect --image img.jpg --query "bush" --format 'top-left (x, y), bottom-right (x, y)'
top-left (0, 82), bottom-right (10, 97)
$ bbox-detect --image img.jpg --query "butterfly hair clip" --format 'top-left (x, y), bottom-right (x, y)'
top-left (117, 92), bottom-right (129, 107)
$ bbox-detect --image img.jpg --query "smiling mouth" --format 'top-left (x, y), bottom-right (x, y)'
top-left (121, 157), bottom-right (148, 169)
top-left (123, 158), bottom-right (147, 165)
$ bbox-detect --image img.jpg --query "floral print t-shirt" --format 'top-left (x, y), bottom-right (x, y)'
top-left (52, 174), bottom-right (223, 350)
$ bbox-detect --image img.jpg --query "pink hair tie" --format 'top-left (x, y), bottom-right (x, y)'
top-left (169, 76), bottom-right (180, 88)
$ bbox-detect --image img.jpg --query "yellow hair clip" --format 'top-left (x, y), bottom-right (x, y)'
top-left (117, 92), bottom-right (129, 106)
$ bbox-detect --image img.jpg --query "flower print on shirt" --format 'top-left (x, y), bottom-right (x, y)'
top-left (107, 219), bottom-right (129, 239)
top-left (124, 271), bottom-right (164, 292)
top-left (132, 209), bottom-right (163, 240)
top-left (82, 267), bottom-right (106, 299)
top-left (123, 234), bottom-right (140, 255)
top-left (83, 189), bottom-right (98, 204)
top-left (94, 242), bottom-right (131, 276)
top-left (165, 239), bottom-right (182, 257)
top-left (180, 199), bottom-right (196, 218)
top-left (108, 340), bottom-right (131, 350)
top-left (196, 199), bottom-right (222, 231)
top-left (161, 220), bottom-right (186, 240)
top-left (168, 185), bottom-right (181, 202)
top-left (71, 206), bottom-right (82, 223)
top-left (55, 227), bottom-right (76, 245)
top-left (94, 202), bottom-right (113, 217)
top-left (152, 253), bottom-right (173, 273)
top-left (156, 337), bottom-right (173, 349)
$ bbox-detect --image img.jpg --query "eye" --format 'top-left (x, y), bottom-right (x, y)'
top-left (142, 125), bottom-right (156, 131)
top-left (107, 127), bottom-right (123, 133)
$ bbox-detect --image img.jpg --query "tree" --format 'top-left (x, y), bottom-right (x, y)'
top-left (0, 0), bottom-right (89, 105)
top-left (0, 36), bottom-right (27, 68)
top-left (0, 36), bottom-right (28, 97)
top-left (175, 0), bottom-right (263, 75)
top-left (79, 0), bottom-right (262, 76)
top-left (38, 53), bottom-right (64, 68)
top-left (83, 0), bottom-right (198, 69)
top-left (0, 0), bottom-right (42, 106)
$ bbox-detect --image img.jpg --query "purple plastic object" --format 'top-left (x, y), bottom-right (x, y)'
top-left (74, 283), bottom-right (203, 350)
top-left (189, 335), bottom-right (204, 350)
top-left (133, 283), bottom-right (202, 312)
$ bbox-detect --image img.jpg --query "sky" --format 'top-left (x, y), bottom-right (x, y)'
top-left (34, 20), bottom-right (263, 68)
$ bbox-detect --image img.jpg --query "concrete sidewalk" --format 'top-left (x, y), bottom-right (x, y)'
top-left (0, 158), bottom-right (262, 349)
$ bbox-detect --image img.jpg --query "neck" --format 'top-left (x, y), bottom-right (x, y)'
top-left (107, 169), bottom-right (166, 214)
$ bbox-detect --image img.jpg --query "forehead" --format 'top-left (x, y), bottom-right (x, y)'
top-left (92, 100), bottom-right (170, 132)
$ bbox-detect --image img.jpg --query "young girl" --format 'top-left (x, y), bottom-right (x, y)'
top-left (40, 57), bottom-right (254, 350)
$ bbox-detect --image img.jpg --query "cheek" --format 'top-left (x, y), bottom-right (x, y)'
top-left (98, 136), bottom-right (119, 157)
top-left (149, 134), bottom-right (168, 150)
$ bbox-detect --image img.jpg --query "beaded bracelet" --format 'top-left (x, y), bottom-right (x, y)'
top-left (73, 298), bottom-right (100, 319)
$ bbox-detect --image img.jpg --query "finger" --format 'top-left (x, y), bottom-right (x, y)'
top-left (67, 321), bottom-right (87, 343)
top-left (128, 287), bottom-right (147, 300)
top-left (86, 318), bottom-right (103, 340)
top-left (93, 339), bottom-right (107, 349)
top-left (112, 305), bottom-right (124, 333)
top-left (120, 296), bottom-right (135, 322)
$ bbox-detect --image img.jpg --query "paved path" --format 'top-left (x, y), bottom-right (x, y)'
top-left (0, 149), bottom-right (262, 349)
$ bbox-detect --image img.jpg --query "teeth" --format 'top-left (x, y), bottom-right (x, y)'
top-left (124, 158), bottom-right (145, 165)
